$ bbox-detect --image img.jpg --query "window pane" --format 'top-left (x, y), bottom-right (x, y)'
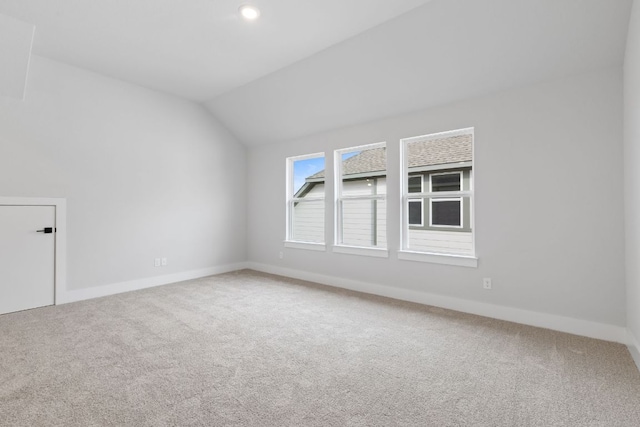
top-left (408, 200), bottom-right (422, 225)
top-left (341, 146), bottom-right (387, 195)
top-left (342, 178), bottom-right (385, 196)
top-left (291, 199), bottom-right (324, 242)
top-left (288, 154), bottom-right (325, 243)
top-left (408, 175), bottom-right (422, 193)
top-left (337, 143), bottom-right (387, 250)
top-left (340, 199), bottom-right (386, 247)
top-left (293, 157), bottom-right (325, 196)
top-left (431, 199), bottom-right (461, 226)
top-left (431, 174), bottom-right (461, 192)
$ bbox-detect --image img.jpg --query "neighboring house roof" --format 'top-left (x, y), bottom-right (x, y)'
top-left (407, 134), bottom-right (471, 169)
top-left (307, 134), bottom-right (471, 181)
top-left (307, 147), bottom-right (386, 180)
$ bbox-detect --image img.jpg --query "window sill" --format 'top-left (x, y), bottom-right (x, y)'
top-left (283, 241), bottom-right (326, 251)
top-left (398, 250), bottom-right (478, 268)
top-left (332, 245), bottom-right (389, 258)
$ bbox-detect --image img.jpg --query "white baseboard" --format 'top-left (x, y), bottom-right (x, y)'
top-left (247, 262), bottom-right (628, 344)
top-left (58, 262), bottom-right (248, 304)
top-left (627, 330), bottom-right (640, 371)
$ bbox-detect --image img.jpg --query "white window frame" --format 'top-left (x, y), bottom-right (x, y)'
top-left (333, 142), bottom-right (388, 258)
top-left (399, 128), bottom-right (476, 267)
top-left (285, 152), bottom-right (326, 251)
top-left (408, 174), bottom-right (424, 227)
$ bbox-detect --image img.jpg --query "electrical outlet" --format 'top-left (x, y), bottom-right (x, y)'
top-left (279, 251), bottom-right (284, 259)
top-left (483, 278), bottom-right (492, 290)
top-left (154, 258), bottom-right (161, 267)
top-left (161, 257), bottom-right (167, 266)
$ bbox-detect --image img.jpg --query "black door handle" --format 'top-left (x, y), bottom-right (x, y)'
top-left (36, 227), bottom-right (54, 234)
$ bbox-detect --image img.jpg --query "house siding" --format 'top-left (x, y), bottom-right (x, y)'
top-left (292, 174), bottom-right (472, 255)
top-left (340, 178), bottom-right (386, 247)
top-left (407, 230), bottom-right (474, 255)
top-left (292, 183), bottom-right (324, 243)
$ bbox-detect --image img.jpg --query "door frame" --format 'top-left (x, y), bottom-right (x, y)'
top-left (0, 197), bottom-right (66, 305)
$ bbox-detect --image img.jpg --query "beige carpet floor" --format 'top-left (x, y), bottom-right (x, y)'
top-left (1, 269), bottom-right (640, 426)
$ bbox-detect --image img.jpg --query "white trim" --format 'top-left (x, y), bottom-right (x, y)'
top-left (398, 250), bottom-right (478, 267)
top-left (339, 194), bottom-right (386, 201)
top-left (400, 140), bottom-right (410, 249)
top-left (58, 262), bottom-right (248, 304)
top-left (335, 141), bottom-right (386, 155)
top-left (410, 190), bottom-right (473, 198)
top-left (429, 197), bottom-right (463, 228)
top-left (0, 197), bottom-right (67, 307)
top-left (246, 262), bottom-right (627, 344)
top-left (292, 196), bottom-right (324, 202)
top-left (401, 127), bottom-right (475, 144)
top-left (470, 134), bottom-right (475, 254)
top-left (332, 245), bottom-right (389, 258)
top-left (283, 241), bottom-right (326, 251)
top-left (287, 151), bottom-right (326, 162)
top-left (627, 329), bottom-right (640, 372)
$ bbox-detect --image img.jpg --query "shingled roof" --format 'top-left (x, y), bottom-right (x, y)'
top-left (307, 134), bottom-right (471, 180)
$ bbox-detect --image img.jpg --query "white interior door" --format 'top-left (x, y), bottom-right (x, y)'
top-left (0, 205), bottom-right (55, 315)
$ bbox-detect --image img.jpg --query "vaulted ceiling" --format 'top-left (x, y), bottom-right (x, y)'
top-left (0, 0), bottom-right (634, 146)
top-left (0, 0), bottom-right (432, 100)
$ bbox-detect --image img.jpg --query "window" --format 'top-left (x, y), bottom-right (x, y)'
top-left (408, 175), bottom-right (423, 226)
top-left (431, 172), bottom-right (461, 192)
top-left (334, 142), bottom-right (387, 255)
top-left (400, 128), bottom-right (475, 264)
top-left (285, 153), bottom-right (326, 248)
top-left (429, 172), bottom-right (462, 228)
top-left (430, 199), bottom-right (462, 227)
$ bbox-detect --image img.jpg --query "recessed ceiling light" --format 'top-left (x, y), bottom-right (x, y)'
top-left (239, 5), bottom-right (260, 21)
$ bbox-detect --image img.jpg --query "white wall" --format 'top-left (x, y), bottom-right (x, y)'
top-left (625, 0), bottom-right (640, 351)
top-left (0, 13), bottom-right (33, 99)
top-left (247, 68), bottom-right (625, 330)
top-left (0, 56), bottom-right (246, 292)
top-left (207, 0), bottom-right (632, 147)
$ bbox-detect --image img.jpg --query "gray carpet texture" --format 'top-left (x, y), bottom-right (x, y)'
top-left (1, 269), bottom-right (640, 426)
